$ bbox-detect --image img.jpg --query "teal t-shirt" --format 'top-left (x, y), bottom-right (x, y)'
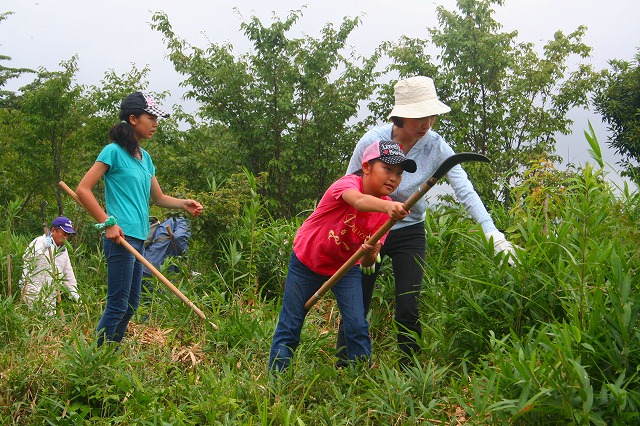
top-left (96, 143), bottom-right (156, 240)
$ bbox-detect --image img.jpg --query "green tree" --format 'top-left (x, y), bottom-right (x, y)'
top-left (593, 51), bottom-right (640, 183)
top-left (0, 11), bottom-right (34, 109)
top-left (151, 8), bottom-right (380, 217)
top-left (150, 118), bottom-right (240, 194)
top-left (381, 0), bottom-right (600, 205)
top-left (15, 57), bottom-right (86, 215)
top-left (0, 11), bottom-right (35, 213)
top-left (0, 105), bottom-right (26, 211)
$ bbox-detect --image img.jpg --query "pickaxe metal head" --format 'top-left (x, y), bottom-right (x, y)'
top-left (431, 152), bottom-right (490, 180)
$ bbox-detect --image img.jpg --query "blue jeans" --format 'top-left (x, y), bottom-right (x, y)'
top-left (96, 236), bottom-right (144, 346)
top-left (269, 253), bottom-right (371, 373)
top-left (336, 222), bottom-right (426, 367)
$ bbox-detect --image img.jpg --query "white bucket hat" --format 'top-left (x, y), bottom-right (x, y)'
top-left (388, 76), bottom-right (451, 119)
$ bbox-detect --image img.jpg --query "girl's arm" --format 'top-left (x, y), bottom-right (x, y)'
top-left (360, 241), bottom-right (382, 267)
top-left (76, 162), bottom-right (109, 222)
top-left (150, 177), bottom-right (203, 217)
top-left (341, 190), bottom-right (408, 221)
top-left (76, 162), bottom-right (125, 241)
top-left (342, 189), bottom-right (408, 266)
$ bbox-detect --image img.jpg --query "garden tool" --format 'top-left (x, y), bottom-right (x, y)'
top-left (305, 152), bottom-right (490, 310)
top-left (58, 181), bottom-right (217, 330)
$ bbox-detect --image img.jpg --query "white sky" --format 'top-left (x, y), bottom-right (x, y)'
top-left (2, 0), bottom-right (639, 190)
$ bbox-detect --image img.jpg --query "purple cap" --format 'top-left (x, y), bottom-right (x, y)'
top-left (51, 216), bottom-right (76, 234)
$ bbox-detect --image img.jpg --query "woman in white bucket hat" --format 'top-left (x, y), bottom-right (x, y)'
top-left (336, 76), bottom-right (517, 368)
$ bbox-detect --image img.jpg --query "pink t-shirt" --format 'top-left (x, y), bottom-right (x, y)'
top-left (294, 174), bottom-right (391, 276)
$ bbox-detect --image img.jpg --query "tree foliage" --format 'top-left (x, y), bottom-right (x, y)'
top-left (10, 59), bottom-right (148, 218)
top-left (151, 9), bottom-right (381, 217)
top-left (4, 57), bottom-right (86, 218)
top-left (0, 58), bottom-right (154, 232)
top-left (0, 11), bottom-right (34, 109)
top-left (381, 0), bottom-right (600, 205)
top-left (0, 2), bottom-right (625, 230)
top-left (593, 51), bottom-right (640, 183)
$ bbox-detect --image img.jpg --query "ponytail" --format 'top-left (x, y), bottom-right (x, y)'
top-left (108, 109), bottom-right (142, 156)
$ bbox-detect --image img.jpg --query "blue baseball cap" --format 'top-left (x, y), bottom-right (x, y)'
top-left (51, 216), bottom-right (76, 234)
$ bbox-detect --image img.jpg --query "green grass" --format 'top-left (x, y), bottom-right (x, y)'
top-left (2, 160), bottom-right (639, 424)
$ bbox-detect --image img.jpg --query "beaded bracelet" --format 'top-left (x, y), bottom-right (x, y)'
top-left (94, 215), bottom-right (117, 231)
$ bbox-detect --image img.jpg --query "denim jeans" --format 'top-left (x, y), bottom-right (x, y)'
top-left (269, 252), bottom-right (371, 373)
top-left (336, 222), bottom-right (426, 367)
top-left (96, 236), bottom-right (144, 346)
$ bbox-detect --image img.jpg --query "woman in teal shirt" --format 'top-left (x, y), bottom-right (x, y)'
top-left (77, 92), bottom-right (203, 346)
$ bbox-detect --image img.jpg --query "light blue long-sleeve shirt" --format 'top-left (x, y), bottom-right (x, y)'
top-left (346, 123), bottom-right (497, 233)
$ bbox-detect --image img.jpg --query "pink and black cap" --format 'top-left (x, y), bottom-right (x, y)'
top-left (362, 140), bottom-right (417, 173)
top-left (120, 92), bottom-right (170, 118)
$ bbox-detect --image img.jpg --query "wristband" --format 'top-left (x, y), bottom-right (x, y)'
top-left (94, 215), bottom-right (117, 231)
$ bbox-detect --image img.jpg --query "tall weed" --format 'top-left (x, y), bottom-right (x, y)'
top-left (2, 132), bottom-right (639, 424)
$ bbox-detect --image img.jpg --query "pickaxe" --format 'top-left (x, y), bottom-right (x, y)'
top-left (304, 152), bottom-right (490, 310)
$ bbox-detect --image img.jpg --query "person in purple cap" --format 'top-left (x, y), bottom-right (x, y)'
top-left (76, 91), bottom-right (203, 346)
top-left (20, 216), bottom-right (79, 315)
top-left (269, 140), bottom-right (415, 374)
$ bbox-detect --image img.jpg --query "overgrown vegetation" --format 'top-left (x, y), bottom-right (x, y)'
top-left (1, 130), bottom-right (639, 424)
top-left (1, 0), bottom-right (639, 423)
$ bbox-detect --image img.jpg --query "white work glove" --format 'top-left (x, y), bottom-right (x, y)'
top-left (360, 253), bottom-right (381, 275)
top-left (485, 230), bottom-right (518, 266)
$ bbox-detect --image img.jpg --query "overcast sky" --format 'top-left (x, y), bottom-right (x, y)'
top-left (2, 0), bottom-right (639, 189)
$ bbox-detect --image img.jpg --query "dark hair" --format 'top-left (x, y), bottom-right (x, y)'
top-left (350, 159), bottom-right (381, 176)
top-left (108, 109), bottom-right (143, 156)
top-left (50, 225), bottom-right (66, 236)
top-left (390, 116), bottom-right (404, 128)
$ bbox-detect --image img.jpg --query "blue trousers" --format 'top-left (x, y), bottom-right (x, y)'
top-left (96, 236), bottom-right (144, 346)
top-left (336, 222), bottom-right (426, 366)
top-left (269, 253), bottom-right (371, 372)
